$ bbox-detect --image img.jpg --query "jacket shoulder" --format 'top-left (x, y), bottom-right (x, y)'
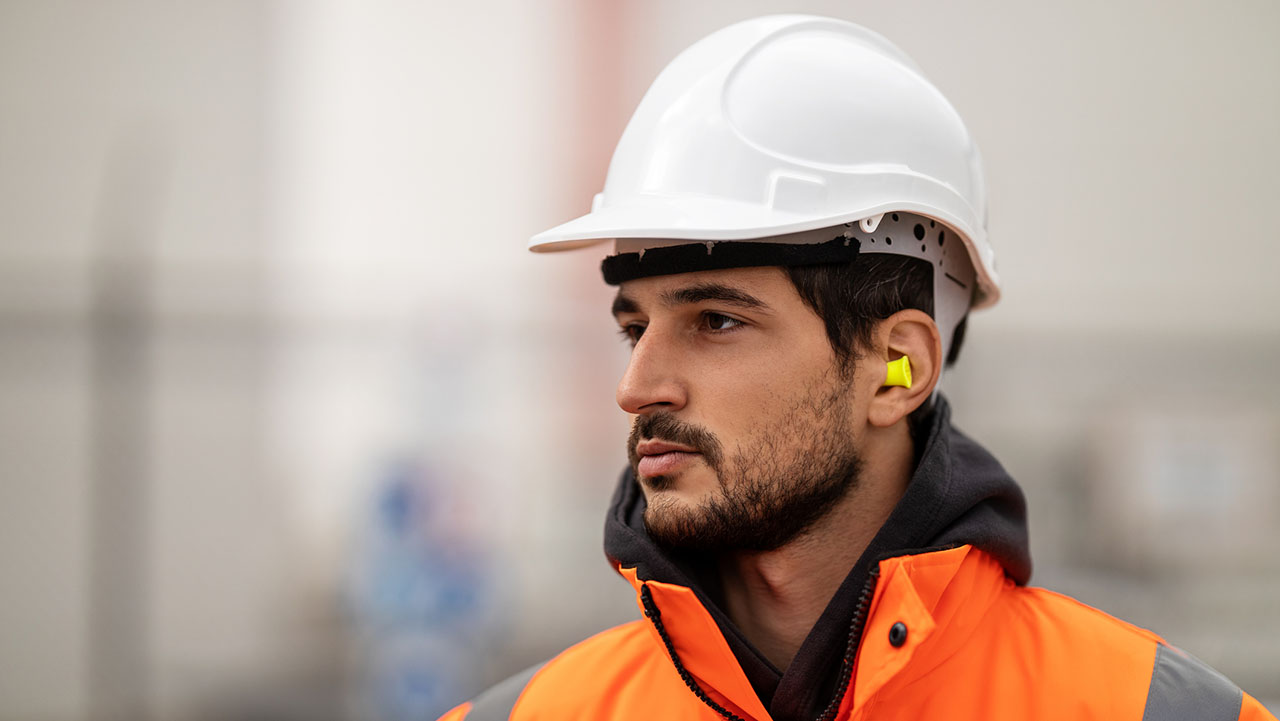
top-left (440, 619), bottom-right (672, 721)
top-left (1012, 585), bottom-right (1165, 647)
top-left (1001, 585), bottom-right (1264, 721)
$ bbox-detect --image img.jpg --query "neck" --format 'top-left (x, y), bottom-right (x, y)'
top-left (717, 422), bottom-right (913, 670)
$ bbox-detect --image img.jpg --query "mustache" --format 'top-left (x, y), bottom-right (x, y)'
top-left (627, 412), bottom-right (724, 473)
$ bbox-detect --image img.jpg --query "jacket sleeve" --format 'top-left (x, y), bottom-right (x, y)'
top-left (1142, 643), bottom-right (1276, 721)
top-left (436, 701), bottom-right (472, 721)
top-left (1240, 693), bottom-right (1279, 721)
top-left (434, 662), bottom-right (545, 721)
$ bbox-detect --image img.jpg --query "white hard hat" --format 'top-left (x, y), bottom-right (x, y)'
top-left (530, 14), bottom-right (999, 354)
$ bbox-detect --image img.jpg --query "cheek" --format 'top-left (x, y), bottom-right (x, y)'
top-left (705, 376), bottom-right (792, 445)
top-left (691, 327), bottom-right (838, 442)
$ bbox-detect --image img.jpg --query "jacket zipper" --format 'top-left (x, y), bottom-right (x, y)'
top-left (815, 567), bottom-right (879, 721)
top-left (640, 566), bottom-right (881, 721)
top-left (641, 583), bottom-right (749, 721)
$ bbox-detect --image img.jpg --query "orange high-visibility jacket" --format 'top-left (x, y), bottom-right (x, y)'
top-left (443, 545), bottom-right (1273, 720)
top-left (441, 401), bottom-right (1275, 721)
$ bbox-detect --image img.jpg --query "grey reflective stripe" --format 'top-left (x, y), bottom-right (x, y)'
top-left (464, 662), bottom-right (545, 721)
top-left (1143, 644), bottom-right (1242, 721)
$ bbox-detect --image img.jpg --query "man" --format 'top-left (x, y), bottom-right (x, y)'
top-left (440, 15), bottom-right (1274, 721)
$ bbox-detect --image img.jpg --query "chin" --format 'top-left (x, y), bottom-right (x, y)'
top-left (643, 483), bottom-right (718, 520)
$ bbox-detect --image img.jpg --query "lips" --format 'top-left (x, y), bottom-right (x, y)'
top-left (636, 440), bottom-right (701, 477)
top-left (637, 440), bottom-right (698, 457)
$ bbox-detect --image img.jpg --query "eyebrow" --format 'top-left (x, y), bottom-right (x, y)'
top-left (611, 282), bottom-right (771, 317)
top-left (611, 293), bottom-right (639, 316)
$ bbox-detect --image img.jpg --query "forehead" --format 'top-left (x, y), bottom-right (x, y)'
top-left (611, 266), bottom-right (802, 313)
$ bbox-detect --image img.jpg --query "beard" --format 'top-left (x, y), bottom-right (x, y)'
top-left (626, 373), bottom-right (864, 553)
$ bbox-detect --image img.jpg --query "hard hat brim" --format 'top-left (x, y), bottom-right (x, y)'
top-left (528, 196), bottom-right (819, 251)
top-left (528, 196), bottom-right (999, 308)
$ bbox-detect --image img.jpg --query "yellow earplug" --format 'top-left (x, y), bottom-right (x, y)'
top-left (885, 356), bottom-right (912, 388)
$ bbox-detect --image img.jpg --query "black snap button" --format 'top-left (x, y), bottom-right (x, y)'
top-left (888, 622), bottom-right (908, 647)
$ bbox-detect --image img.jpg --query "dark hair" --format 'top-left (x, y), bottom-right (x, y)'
top-left (785, 254), bottom-right (967, 369)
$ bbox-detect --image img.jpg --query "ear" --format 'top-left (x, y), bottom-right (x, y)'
top-left (866, 309), bottom-right (943, 428)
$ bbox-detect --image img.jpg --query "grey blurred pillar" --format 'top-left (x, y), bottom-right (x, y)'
top-left (87, 130), bottom-right (167, 721)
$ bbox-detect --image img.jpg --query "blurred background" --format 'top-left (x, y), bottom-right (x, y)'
top-left (1, 1), bottom-right (1277, 719)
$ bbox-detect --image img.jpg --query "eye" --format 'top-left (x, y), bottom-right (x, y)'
top-left (702, 312), bottom-right (743, 332)
top-left (618, 324), bottom-right (645, 346)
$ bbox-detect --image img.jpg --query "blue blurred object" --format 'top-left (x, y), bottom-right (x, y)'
top-left (349, 456), bottom-right (496, 720)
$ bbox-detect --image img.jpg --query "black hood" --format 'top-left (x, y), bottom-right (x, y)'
top-left (602, 395), bottom-right (1030, 721)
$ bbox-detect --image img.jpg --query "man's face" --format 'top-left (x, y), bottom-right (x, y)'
top-left (612, 266), bottom-right (872, 553)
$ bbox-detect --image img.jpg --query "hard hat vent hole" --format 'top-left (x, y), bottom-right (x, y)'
top-left (921, 245), bottom-right (926, 253)
top-left (929, 220), bottom-right (936, 228)
top-left (913, 224), bottom-right (925, 240)
top-left (938, 230), bottom-right (946, 245)
top-left (885, 237), bottom-right (892, 245)
top-left (892, 213), bottom-right (900, 222)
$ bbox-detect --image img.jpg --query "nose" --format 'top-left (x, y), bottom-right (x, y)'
top-left (616, 330), bottom-right (687, 415)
